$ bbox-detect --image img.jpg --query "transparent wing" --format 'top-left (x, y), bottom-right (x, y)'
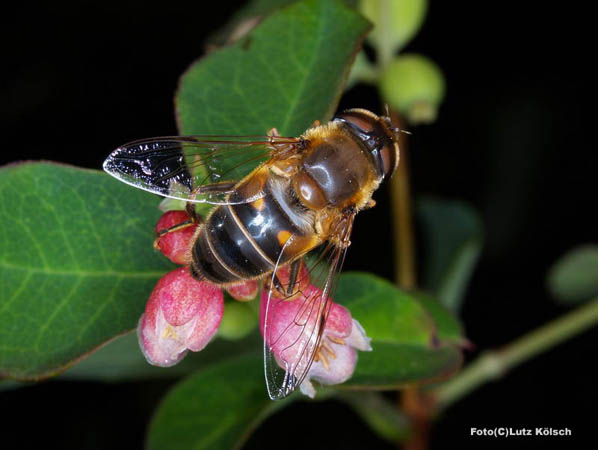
top-left (262, 211), bottom-right (355, 400)
top-left (103, 135), bottom-right (301, 204)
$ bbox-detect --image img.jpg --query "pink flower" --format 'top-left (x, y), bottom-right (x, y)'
top-left (139, 210), bottom-right (259, 367)
top-left (225, 280), bottom-right (259, 302)
top-left (260, 283), bottom-right (372, 398)
top-left (138, 267), bottom-right (224, 367)
top-left (153, 210), bottom-right (258, 302)
top-left (154, 210), bottom-right (197, 265)
top-left (142, 209), bottom-right (371, 398)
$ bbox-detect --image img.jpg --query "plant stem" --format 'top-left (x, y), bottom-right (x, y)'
top-left (431, 299), bottom-right (598, 411)
top-left (390, 111), bottom-right (416, 289)
top-left (388, 109), bottom-right (424, 449)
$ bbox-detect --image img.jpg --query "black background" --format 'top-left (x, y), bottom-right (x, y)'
top-left (1, 1), bottom-right (595, 449)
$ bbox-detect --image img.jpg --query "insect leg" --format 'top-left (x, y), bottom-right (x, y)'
top-left (286, 259), bottom-right (301, 296)
top-left (156, 220), bottom-right (195, 237)
top-left (190, 181), bottom-right (237, 197)
top-left (153, 215), bottom-right (197, 251)
top-left (185, 202), bottom-right (200, 223)
top-left (153, 216), bottom-right (197, 250)
top-left (271, 274), bottom-right (283, 291)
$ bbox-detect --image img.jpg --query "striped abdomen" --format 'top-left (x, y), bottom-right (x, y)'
top-left (190, 169), bottom-right (319, 284)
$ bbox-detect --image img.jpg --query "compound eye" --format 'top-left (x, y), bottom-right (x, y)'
top-left (379, 142), bottom-right (399, 177)
top-left (380, 144), bottom-right (392, 176)
top-left (335, 111), bottom-right (377, 134)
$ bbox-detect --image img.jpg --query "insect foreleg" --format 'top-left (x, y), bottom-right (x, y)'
top-left (184, 202), bottom-right (205, 223)
top-left (156, 220), bottom-right (196, 238)
top-left (190, 181), bottom-right (237, 197)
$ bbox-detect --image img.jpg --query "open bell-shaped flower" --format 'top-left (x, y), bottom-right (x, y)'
top-left (138, 267), bottom-right (224, 367)
top-left (260, 281), bottom-right (372, 398)
top-left (299, 304), bottom-right (372, 398)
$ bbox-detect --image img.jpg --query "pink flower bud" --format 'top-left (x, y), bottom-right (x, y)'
top-left (225, 280), bottom-right (259, 301)
top-left (138, 267), bottom-right (224, 367)
top-left (260, 283), bottom-right (372, 398)
top-left (154, 210), bottom-right (197, 265)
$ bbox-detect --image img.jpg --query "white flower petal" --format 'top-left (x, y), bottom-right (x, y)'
top-left (346, 318), bottom-right (372, 351)
top-left (299, 378), bottom-right (317, 398)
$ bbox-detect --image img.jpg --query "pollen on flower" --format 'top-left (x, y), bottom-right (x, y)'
top-left (161, 324), bottom-right (178, 340)
top-left (328, 336), bottom-right (346, 345)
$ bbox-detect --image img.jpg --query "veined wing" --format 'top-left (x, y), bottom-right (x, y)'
top-left (103, 135), bottom-right (301, 205)
top-left (261, 211), bottom-right (355, 399)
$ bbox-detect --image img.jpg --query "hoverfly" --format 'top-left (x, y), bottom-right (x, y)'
top-left (103, 108), bottom-right (402, 399)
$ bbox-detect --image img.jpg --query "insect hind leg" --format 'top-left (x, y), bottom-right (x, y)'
top-left (286, 259), bottom-right (301, 296)
top-left (185, 202), bottom-right (200, 223)
top-left (153, 204), bottom-right (201, 251)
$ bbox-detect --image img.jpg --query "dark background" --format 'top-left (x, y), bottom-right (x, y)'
top-left (1, 1), bottom-right (595, 449)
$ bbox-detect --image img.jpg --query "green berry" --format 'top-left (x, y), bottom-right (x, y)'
top-left (217, 301), bottom-right (258, 340)
top-left (359, 0), bottom-right (428, 63)
top-left (379, 53), bottom-right (445, 124)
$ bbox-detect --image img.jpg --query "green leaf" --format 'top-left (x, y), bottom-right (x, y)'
top-left (347, 342), bottom-right (461, 389)
top-left (412, 291), bottom-right (465, 346)
top-left (338, 273), bottom-right (436, 346)
top-left (338, 391), bottom-right (411, 442)
top-left (337, 272), bottom-right (463, 389)
top-left (61, 331), bottom-right (262, 382)
top-left (0, 162), bottom-right (172, 380)
top-left (147, 354), bottom-right (287, 450)
top-left (0, 379), bottom-right (26, 391)
top-left (176, 0), bottom-right (370, 179)
top-left (547, 245), bottom-right (598, 304)
top-left (416, 197), bottom-right (483, 313)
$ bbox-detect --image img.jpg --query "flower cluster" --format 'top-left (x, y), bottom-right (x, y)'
top-left (138, 209), bottom-right (371, 397)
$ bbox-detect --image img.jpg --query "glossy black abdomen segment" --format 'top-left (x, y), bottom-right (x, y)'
top-left (191, 230), bottom-right (236, 283)
top-left (191, 205), bottom-right (274, 284)
top-left (230, 180), bottom-right (307, 264)
top-left (207, 207), bottom-right (273, 277)
top-left (191, 171), bottom-right (315, 285)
